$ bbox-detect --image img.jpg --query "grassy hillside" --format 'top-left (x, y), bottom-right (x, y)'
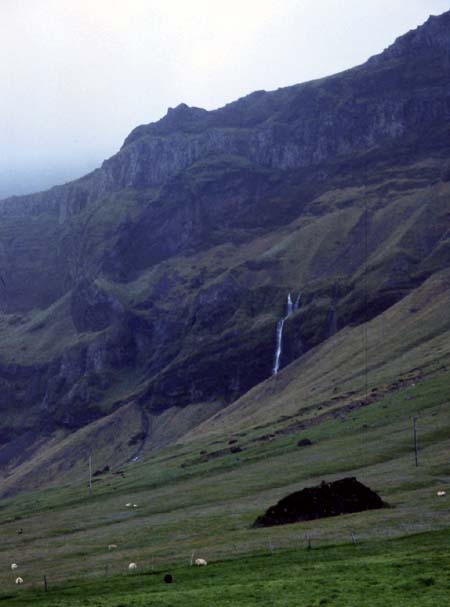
top-left (194, 267), bottom-right (450, 436)
top-left (0, 341), bottom-right (448, 596)
top-left (2, 264), bottom-right (449, 494)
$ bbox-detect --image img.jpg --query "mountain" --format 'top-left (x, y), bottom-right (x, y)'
top-left (1, 11), bottom-right (450, 495)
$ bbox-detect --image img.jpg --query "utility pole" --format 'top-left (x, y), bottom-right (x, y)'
top-left (88, 455), bottom-right (93, 496)
top-left (412, 417), bottom-right (419, 467)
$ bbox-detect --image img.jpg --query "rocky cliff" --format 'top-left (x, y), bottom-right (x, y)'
top-left (1, 11), bottom-right (450, 482)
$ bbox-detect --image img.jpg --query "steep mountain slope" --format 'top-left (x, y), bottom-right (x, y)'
top-left (2, 265), bottom-right (449, 496)
top-left (1, 11), bottom-right (450, 492)
top-left (189, 267), bottom-right (450, 438)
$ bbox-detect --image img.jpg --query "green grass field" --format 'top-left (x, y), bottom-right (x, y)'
top-left (2, 531), bottom-right (449, 606)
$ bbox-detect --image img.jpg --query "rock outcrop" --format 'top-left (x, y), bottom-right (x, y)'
top-left (253, 477), bottom-right (385, 527)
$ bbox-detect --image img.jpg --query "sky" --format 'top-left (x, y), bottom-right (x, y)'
top-left (1, 0), bottom-right (449, 199)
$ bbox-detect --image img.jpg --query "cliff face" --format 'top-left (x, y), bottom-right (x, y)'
top-left (112, 12), bottom-right (450, 185)
top-left (1, 11), bottom-right (450, 475)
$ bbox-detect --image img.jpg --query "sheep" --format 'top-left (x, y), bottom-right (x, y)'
top-left (108, 544), bottom-right (118, 550)
top-left (10, 563), bottom-right (18, 570)
top-left (437, 490), bottom-right (446, 497)
top-left (128, 562), bottom-right (138, 570)
top-left (125, 503), bottom-right (132, 507)
top-left (194, 558), bottom-right (207, 566)
top-left (133, 504), bottom-right (138, 508)
top-left (15, 577), bottom-right (24, 585)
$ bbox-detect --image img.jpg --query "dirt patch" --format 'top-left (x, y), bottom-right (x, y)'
top-left (252, 477), bottom-right (385, 528)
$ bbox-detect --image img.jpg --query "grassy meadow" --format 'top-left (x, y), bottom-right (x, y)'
top-left (0, 364), bottom-right (448, 605)
top-left (1, 531), bottom-right (450, 606)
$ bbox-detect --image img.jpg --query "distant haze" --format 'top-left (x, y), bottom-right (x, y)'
top-left (1, 0), bottom-right (448, 199)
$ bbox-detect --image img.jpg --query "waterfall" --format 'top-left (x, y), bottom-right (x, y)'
top-left (294, 291), bottom-right (301, 311)
top-left (286, 293), bottom-right (293, 316)
top-left (273, 292), bottom-right (294, 376)
top-left (273, 318), bottom-right (285, 376)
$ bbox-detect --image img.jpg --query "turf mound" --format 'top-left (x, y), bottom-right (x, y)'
top-left (253, 477), bottom-right (385, 527)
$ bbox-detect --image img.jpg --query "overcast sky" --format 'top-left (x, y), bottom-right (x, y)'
top-left (1, 0), bottom-right (449, 198)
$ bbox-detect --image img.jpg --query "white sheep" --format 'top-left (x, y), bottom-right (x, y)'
top-left (15, 577), bottom-right (24, 585)
top-left (194, 558), bottom-right (207, 566)
top-left (133, 504), bottom-right (138, 508)
top-left (437, 490), bottom-right (446, 497)
top-left (10, 563), bottom-right (18, 571)
top-left (125, 503), bottom-right (132, 507)
top-left (108, 544), bottom-right (118, 550)
top-left (128, 562), bottom-right (137, 570)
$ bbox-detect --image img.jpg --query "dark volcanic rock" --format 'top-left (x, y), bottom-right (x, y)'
top-left (253, 477), bottom-right (385, 527)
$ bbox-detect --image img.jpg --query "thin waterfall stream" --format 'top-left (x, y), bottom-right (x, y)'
top-left (272, 293), bottom-right (293, 376)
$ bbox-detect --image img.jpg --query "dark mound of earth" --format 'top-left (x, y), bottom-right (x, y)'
top-left (252, 477), bottom-right (385, 528)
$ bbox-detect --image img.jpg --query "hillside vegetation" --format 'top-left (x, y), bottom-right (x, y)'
top-left (0, 12), bottom-right (449, 605)
top-left (0, 355), bottom-right (448, 602)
